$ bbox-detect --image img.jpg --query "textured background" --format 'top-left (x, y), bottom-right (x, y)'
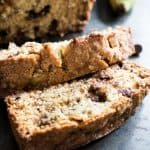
top-left (0, 0), bottom-right (150, 149)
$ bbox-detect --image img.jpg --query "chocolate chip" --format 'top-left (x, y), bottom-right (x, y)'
top-left (118, 61), bottom-right (123, 68)
top-left (15, 97), bottom-right (20, 100)
top-left (91, 94), bottom-right (106, 102)
top-left (0, 30), bottom-right (7, 37)
top-left (89, 85), bottom-right (107, 102)
top-left (49, 19), bottom-right (58, 31)
top-left (34, 26), bottom-right (40, 37)
top-left (119, 88), bottom-right (132, 98)
top-left (103, 58), bottom-right (109, 64)
top-left (79, 14), bottom-right (87, 21)
top-left (88, 85), bottom-right (99, 94)
top-left (96, 91), bottom-right (107, 102)
top-left (14, 29), bottom-right (29, 44)
top-left (41, 5), bottom-right (51, 16)
top-left (27, 10), bottom-right (37, 19)
top-left (26, 5), bottom-right (51, 20)
top-left (131, 44), bottom-right (143, 57)
top-left (34, 26), bottom-right (39, 32)
top-left (76, 98), bottom-right (81, 103)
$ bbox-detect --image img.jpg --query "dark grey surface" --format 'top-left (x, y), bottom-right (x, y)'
top-left (0, 0), bottom-right (150, 150)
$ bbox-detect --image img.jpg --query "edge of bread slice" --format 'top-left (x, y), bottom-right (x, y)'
top-left (5, 61), bottom-right (150, 150)
top-left (0, 27), bottom-right (135, 93)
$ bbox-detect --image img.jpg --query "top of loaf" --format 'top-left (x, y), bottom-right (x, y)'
top-left (0, 26), bottom-right (134, 61)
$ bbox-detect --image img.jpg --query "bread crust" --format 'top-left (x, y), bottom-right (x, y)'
top-left (0, 0), bottom-right (95, 45)
top-left (5, 61), bottom-right (150, 150)
top-left (0, 27), bottom-right (135, 94)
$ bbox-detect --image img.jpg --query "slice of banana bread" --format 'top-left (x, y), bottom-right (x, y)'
top-left (5, 61), bottom-right (150, 150)
top-left (0, 0), bottom-right (95, 44)
top-left (0, 27), bottom-right (135, 92)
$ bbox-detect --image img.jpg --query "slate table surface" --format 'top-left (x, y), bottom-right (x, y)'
top-left (0, 0), bottom-right (150, 150)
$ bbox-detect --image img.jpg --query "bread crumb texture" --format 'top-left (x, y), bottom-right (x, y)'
top-left (0, 0), bottom-right (95, 44)
top-left (6, 61), bottom-right (150, 138)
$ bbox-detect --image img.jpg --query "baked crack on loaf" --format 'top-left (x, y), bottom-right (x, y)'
top-left (5, 61), bottom-right (150, 150)
top-left (0, 0), bottom-right (95, 44)
top-left (0, 27), bottom-right (135, 92)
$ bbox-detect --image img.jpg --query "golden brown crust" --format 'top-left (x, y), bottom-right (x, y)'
top-left (0, 0), bottom-right (95, 44)
top-left (0, 27), bottom-right (135, 93)
top-left (5, 61), bottom-right (150, 150)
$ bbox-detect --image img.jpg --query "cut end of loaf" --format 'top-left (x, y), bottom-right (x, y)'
top-left (0, 0), bottom-right (95, 45)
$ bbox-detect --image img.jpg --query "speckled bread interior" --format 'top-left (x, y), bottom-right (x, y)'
top-left (5, 61), bottom-right (150, 150)
top-left (0, 0), bottom-right (95, 44)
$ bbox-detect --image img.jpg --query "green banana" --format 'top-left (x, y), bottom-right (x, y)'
top-left (109, 0), bottom-right (135, 15)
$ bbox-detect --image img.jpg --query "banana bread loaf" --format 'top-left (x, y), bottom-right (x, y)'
top-left (5, 61), bottom-right (150, 150)
top-left (0, 0), bottom-right (95, 45)
top-left (0, 27), bottom-right (135, 92)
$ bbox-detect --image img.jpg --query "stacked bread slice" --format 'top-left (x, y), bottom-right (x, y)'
top-left (5, 61), bottom-right (150, 150)
top-left (1, 27), bottom-right (150, 150)
top-left (0, 27), bottom-right (134, 92)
